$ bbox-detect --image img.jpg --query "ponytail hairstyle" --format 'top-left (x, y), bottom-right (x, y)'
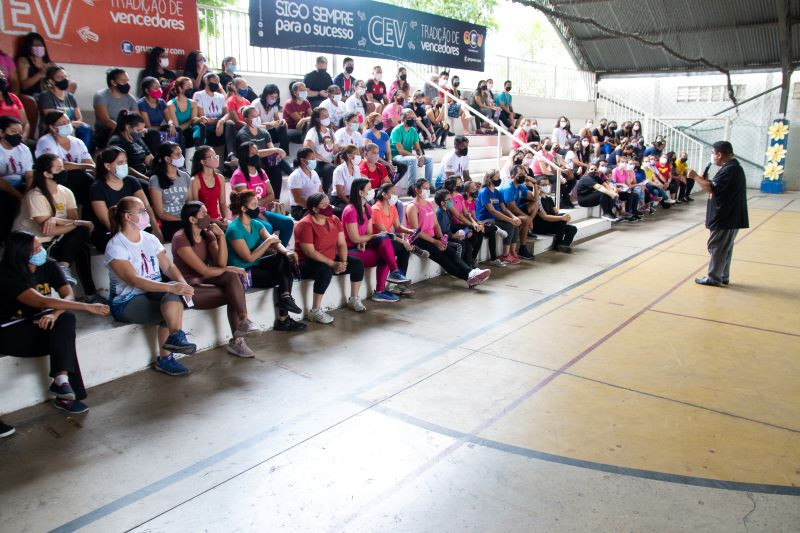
top-left (190, 145), bottom-right (214, 176)
top-left (108, 196), bottom-right (141, 235)
top-left (169, 75), bottom-right (191, 99)
top-left (180, 200), bottom-right (206, 244)
top-left (483, 170), bottom-right (499, 188)
top-left (309, 106), bottom-right (326, 141)
top-left (237, 141), bottom-right (258, 180)
top-left (113, 109), bottom-right (145, 136)
top-left (364, 111), bottom-right (381, 130)
top-left (348, 178), bottom-right (371, 225)
top-left (229, 188), bottom-right (257, 218)
top-left (293, 146), bottom-right (315, 169)
top-left (154, 141), bottom-right (182, 190)
top-left (407, 177), bottom-right (428, 198)
top-left (377, 182), bottom-right (394, 204)
top-left (96, 146), bottom-right (126, 182)
top-left (32, 153), bottom-right (60, 215)
top-left (334, 143), bottom-right (358, 166)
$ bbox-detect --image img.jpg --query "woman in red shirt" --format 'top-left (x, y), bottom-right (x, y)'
top-left (189, 145), bottom-right (230, 227)
top-left (359, 142), bottom-right (390, 190)
top-left (0, 70), bottom-right (30, 139)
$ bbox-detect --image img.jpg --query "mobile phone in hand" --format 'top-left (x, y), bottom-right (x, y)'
top-left (182, 295), bottom-right (194, 308)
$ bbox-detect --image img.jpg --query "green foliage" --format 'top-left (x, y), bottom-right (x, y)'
top-left (379, 0), bottom-right (498, 29)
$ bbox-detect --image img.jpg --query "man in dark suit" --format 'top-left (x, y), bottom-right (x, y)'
top-left (690, 141), bottom-right (749, 287)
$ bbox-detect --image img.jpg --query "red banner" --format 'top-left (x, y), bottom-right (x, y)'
top-left (0, 0), bottom-right (200, 68)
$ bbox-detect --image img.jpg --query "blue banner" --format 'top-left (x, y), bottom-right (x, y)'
top-left (249, 0), bottom-right (487, 72)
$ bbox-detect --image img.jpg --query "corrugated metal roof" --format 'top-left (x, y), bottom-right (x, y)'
top-left (512, 0), bottom-right (800, 75)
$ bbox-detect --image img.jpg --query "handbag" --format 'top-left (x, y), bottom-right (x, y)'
top-left (447, 102), bottom-right (460, 118)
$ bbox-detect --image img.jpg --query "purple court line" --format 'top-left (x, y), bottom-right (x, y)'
top-left (336, 199), bottom-right (795, 528)
top-left (663, 249), bottom-right (800, 270)
top-left (648, 309), bottom-right (800, 338)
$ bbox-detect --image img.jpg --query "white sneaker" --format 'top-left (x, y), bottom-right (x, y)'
top-left (467, 268), bottom-right (491, 288)
top-left (348, 296), bottom-right (366, 312)
top-left (490, 258), bottom-right (508, 267)
top-left (234, 318), bottom-right (261, 338)
top-left (227, 337), bottom-right (254, 358)
top-left (309, 308), bottom-right (335, 324)
top-left (495, 227), bottom-right (508, 239)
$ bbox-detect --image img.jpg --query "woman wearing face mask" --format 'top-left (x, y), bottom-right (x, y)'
top-left (35, 110), bottom-right (95, 208)
top-left (0, 231), bottom-right (110, 419)
top-left (552, 116), bottom-right (573, 148)
top-left (105, 196), bottom-right (197, 376)
top-left (182, 50), bottom-right (209, 94)
top-left (334, 112), bottom-right (364, 152)
top-left (189, 145), bottom-right (230, 227)
top-left (407, 90), bottom-right (436, 147)
top-left (218, 57), bottom-right (254, 100)
top-left (435, 188), bottom-right (481, 268)
top-left (360, 142), bottom-right (391, 190)
top-left (0, 70), bottom-right (29, 138)
top-left (567, 139), bottom-right (590, 179)
top-left (38, 66), bottom-right (90, 145)
top-left (442, 177), bottom-right (498, 267)
top-left (320, 85), bottom-right (347, 129)
top-left (476, 171), bottom-right (522, 264)
top-left (425, 97), bottom-right (450, 148)
top-left (225, 78), bottom-right (252, 131)
top-left (642, 155), bottom-right (673, 208)
top-left (138, 77), bottom-right (178, 155)
top-left (576, 163), bottom-right (620, 222)
top-left (15, 32), bottom-right (55, 98)
top-left (653, 153), bottom-right (677, 201)
top-left (345, 80), bottom-right (367, 124)
top-left (371, 182), bottom-right (426, 297)
top-left (254, 84), bottom-right (290, 156)
top-left (388, 68), bottom-right (410, 102)
top-left (446, 75), bottom-right (476, 134)
top-left (141, 47), bottom-right (177, 93)
top-left (108, 110), bottom-right (155, 188)
top-left (405, 178), bottom-right (491, 287)
top-left (93, 68), bottom-right (137, 150)
top-left (230, 141), bottom-right (294, 247)
top-left (149, 142), bottom-right (190, 241)
top-left (0, 117), bottom-right (32, 241)
top-left (381, 91), bottom-right (407, 133)
top-left (532, 178), bottom-right (578, 252)
top-left (166, 76), bottom-right (207, 159)
top-left (294, 192), bottom-right (366, 323)
top-left (283, 81), bottom-right (312, 144)
top-left (193, 72), bottom-right (233, 155)
top-left (303, 107), bottom-right (338, 194)
top-left (225, 190), bottom-right (306, 334)
top-left (236, 106), bottom-right (289, 199)
top-left (611, 156), bottom-right (642, 221)
top-left (12, 154), bottom-right (100, 300)
top-left (364, 112), bottom-right (402, 178)
top-left (89, 147), bottom-right (162, 251)
top-left (173, 201), bottom-right (264, 357)
top-left (461, 179), bottom-right (505, 266)
top-left (288, 147), bottom-right (323, 221)
top-left (343, 178), bottom-right (410, 302)
top-left (331, 144), bottom-right (362, 215)
top-left (512, 119), bottom-right (536, 150)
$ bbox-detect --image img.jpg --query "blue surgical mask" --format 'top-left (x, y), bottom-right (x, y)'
top-left (131, 131), bottom-right (142, 142)
top-left (306, 159), bottom-right (317, 170)
top-left (298, 91), bottom-right (308, 101)
top-left (227, 64), bottom-right (237, 73)
top-left (115, 163), bottom-right (129, 179)
top-left (237, 88), bottom-right (248, 98)
top-left (57, 123), bottom-right (73, 137)
top-left (29, 248), bottom-right (47, 266)
top-left (349, 122), bottom-right (359, 132)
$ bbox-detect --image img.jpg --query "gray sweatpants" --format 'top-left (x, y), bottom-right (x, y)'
top-left (707, 228), bottom-right (738, 283)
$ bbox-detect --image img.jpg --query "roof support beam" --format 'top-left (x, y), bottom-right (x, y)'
top-left (776, 0), bottom-right (794, 115)
top-left (580, 18), bottom-right (800, 43)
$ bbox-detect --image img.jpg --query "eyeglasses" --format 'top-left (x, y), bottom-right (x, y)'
top-left (127, 209), bottom-right (147, 216)
top-left (205, 154), bottom-right (220, 161)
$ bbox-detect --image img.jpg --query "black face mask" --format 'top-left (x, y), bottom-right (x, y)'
top-left (4, 133), bottom-right (22, 147)
top-left (374, 122), bottom-right (384, 131)
top-left (455, 184), bottom-right (465, 194)
top-left (469, 190), bottom-right (479, 199)
top-left (245, 207), bottom-right (261, 219)
top-left (116, 82), bottom-right (131, 94)
top-left (452, 81), bottom-right (460, 87)
top-left (207, 82), bottom-right (220, 93)
top-left (516, 175), bottom-right (526, 184)
top-left (0, 78), bottom-right (7, 92)
top-left (435, 103), bottom-right (442, 108)
top-left (513, 157), bottom-right (523, 165)
top-left (248, 155), bottom-right (260, 166)
top-left (318, 67), bottom-right (327, 73)
top-left (345, 65), bottom-right (354, 74)
top-left (404, 119), bottom-right (415, 127)
top-left (456, 147), bottom-right (468, 157)
top-left (491, 178), bottom-right (502, 187)
top-left (544, 144), bottom-right (553, 151)
top-left (680, 157), bottom-right (687, 162)
top-left (480, 85), bottom-right (487, 91)
top-left (399, 73), bottom-right (407, 81)
top-left (505, 86), bottom-right (512, 92)
top-left (54, 78), bottom-right (70, 91)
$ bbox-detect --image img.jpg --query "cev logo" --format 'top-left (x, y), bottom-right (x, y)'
top-left (463, 30), bottom-right (483, 49)
top-left (368, 16), bottom-right (408, 49)
top-left (120, 40), bottom-right (133, 55)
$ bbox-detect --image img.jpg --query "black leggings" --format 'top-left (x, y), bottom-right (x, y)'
top-left (532, 218), bottom-right (577, 246)
top-left (250, 253), bottom-right (295, 317)
top-left (161, 220), bottom-right (182, 243)
top-left (679, 178), bottom-right (695, 199)
top-left (56, 169), bottom-right (93, 211)
top-left (578, 191), bottom-right (614, 216)
top-left (299, 256), bottom-right (364, 295)
top-left (413, 238), bottom-right (471, 280)
top-left (453, 225), bottom-right (485, 267)
top-left (261, 160), bottom-right (284, 201)
top-left (389, 238), bottom-right (412, 274)
top-left (482, 224), bottom-right (499, 261)
top-left (267, 125), bottom-right (290, 154)
top-left (618, 190), bottom-right (639, 213)
top-left (0, 311), bottom-right (86, 400)
top-left (48, 226), bottom-right (96, 295)
top-left (316, 162), bottom-right (335, 195)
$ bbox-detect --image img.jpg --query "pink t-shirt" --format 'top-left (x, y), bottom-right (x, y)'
top-left (230, 168), bottom-right (271, 199)
top-left (381, 103), bottom-right (403, 129)
top-left (452, 192), bottom-right (467, 218)
top-left (341, 203), bottom-right (372, 248)
top-left (464, 195), bottom-right (476, 214)
top-left (415, 200), bottom-right (436, 237)
top-left (611, 167), bottom-right (630, 185)
top-left (0, 52), bottom-right (15, 79)
top-left (533, 151), bottom-right (554, 176)
top-left (512, 128), bottom-right (527, 149)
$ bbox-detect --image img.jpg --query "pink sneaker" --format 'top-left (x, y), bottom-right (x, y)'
top-left (502, 254), bottom-right (521, 265)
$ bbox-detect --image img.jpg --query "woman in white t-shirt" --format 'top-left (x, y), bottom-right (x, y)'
top-left (345, 80), bottom-right (367, 125)
top-left (104, 195), bottom-right (197, 377)
top-left (35, 110), bottom-right (95, 208)
top-left (333, 112), bottom-right (364, 153)
top-left (331, 144), bottom-right (362, 215)
top-left (303, 107), bottom-right (338, 194)
top-left (1, 116), bottom-right (32, 241)
top-left (318, 84), bottom-right (347, 129)
top-left (253, 83), bottom-right (289, 154)
top-left (288, 147), bottom-right (323, 221)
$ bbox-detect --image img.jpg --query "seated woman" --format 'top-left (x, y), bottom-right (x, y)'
top-left (435, 188), bottom-right (479, 268)
top-left (38, 66), bottom-right (91, 147)
top-left (282, 81), bottom-right (312, 144)
top-left (331, 144), bottom-right (362, 215)
top-left (89, 147), bottom-right (162, 252)
top-left (342, 178), bottom-right (410, 303)
top-left (13, 154), bottom-right (101, 301)
top-left (405, 178), bottom-right (490, 288)
top-left (217, 57), bottom-right (255, 100)
top-left (189, 145), bottom-right (230, 227)
top-left (253, 84), bottom-right (289, 156)
top-left (611, 156), bottom-right (642, 220)
top-left (319, 84), bottom-right (347, 129)
top-left (35, 110), bottom-right (94, 208)
top-left (166, 76), bottom-right (206, 161)
top-left (182, 50), bottom-right (209, 96)
top-left (363, 112), bottom-right (404, 180)
top-left (138, 76), bottom-right (179, 155)
top-left (288, 147), bottom-right (322, 221)
top-left (475, 171), bottom-right (522, 265)
top-left (108, 110), bottom-right (154, 190)
top-left (230, 141), bottom-right (294, 246)
top-left (441, 177), bottom-right (488, 269)
top-left (235, 105), bottom-right (289, 198)
top-left (0, 116), bottom-right (33, 242)
top-left (334, 112), bottom-right (364, 153)
top-left (345, 80), bottom-right (367, 125)
top-left (0, 70), bottom-right (31, 140)
top-left (224, 77), bottom-right (250, 133)
top-left (149, 142), bottom-right (190, 242)
top-left (470, 80), bottom-right (499, 133)
top-left (576, 163), bottom-right (620, 222)
top-left (141, 47), bottom-right (176, 93)
top-left (447, 76), bottom-right (476, 135)
top-left (406, 90), bottom-right (435, 147)
top-left (225, 190), bottom-right (305, 332)
top-left (359, 142), bottom-right (391, 190)
top-left (193, 72), bottom-right (236, 156)
top-left (0, 231), bottom-right (110, 415)
top-left (532, 178), bottom-right (578, 253)
top-left (172, 202), bottom-right (261, 358)
top-left (381, 91), bottom-right (405, 133)
top-left (293, 192), bottom-right (366, 324)
top-left (460, 179), bottom-right (504, 267)
top-left (93, 68), bottom-right (137, 150)
top-left (104, 196), bottom-right (197, 377)
top-left (425, 97), bottom-right (449, 148)
top-left (303, 107), bottom-right (338, 194)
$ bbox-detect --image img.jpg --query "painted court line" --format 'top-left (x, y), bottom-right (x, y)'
top-left (649, 308), bottom-right (800, 337)
top-left (663, 249), bottom-right (800, 270)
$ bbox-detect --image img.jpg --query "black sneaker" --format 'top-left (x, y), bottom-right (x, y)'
top-left (277, 294), bottom-right (302, 314)
top-left (557, 245), bottom-right (573, 253)
top-left (273, 316), bottom-right (307, 332)
top-left (685, 196), bottom-right (695, 202)
top-left (54, 399), bottom-right (90, 414)
top-left (49, 381), bottom-right (76, 400)
top-left (517, 246), bottom-right (535, 260)
top-left (0, 420), bottom-right (15, 438)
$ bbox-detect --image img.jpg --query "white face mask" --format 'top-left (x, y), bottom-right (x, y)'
top-left (374, 73), bottom-right (382, 81)
top-left (159, 57), bottom-right (169, 68)
top-left (421, 189), bottom-right (430, 199)
top-left (626, 163), bottom-right (635, 171)
top-left (320, 117), bottom-right (331, 127)
top-left (333, 94), bottom-right (342, 103)
top-left (659, 157), bottom-right (668, 165)
top-left (560, 121), bottom-right (568, 127)
top-left (356, 87), bottom-right (366, 96)
top-left (540, 185), bottom-right (551, 194)
top-left (365, 188), bottom-right (375, 202)
top-left (487, 83), bottom-right (493, 90)
top-left (581, 140), bottom-right (590, 147)
top-left (352, 155), bottom-right (362, 166)
top-left (250, 117), bottom-right (261, 128)
top-left (598, 166), bottom-right (608, 174)
top-left (388, 194), bottom-right (398, 205)
top-left (172, 156), bottom-right (185, 168)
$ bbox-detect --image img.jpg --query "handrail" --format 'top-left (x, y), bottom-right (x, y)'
top-left (399, 62), bottom-right (566, 210)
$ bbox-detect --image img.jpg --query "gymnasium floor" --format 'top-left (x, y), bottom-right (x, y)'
top-left (2, 194), bottom-right (799, 533)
